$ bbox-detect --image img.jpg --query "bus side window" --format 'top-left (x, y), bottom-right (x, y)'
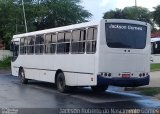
top-left (57, 32), bottom-right (65, 54)
top-left (65, 32), bottom-right (71, 53)
top-left (24, 38), bottom-right (27, 54)
top-left (27, 36), bottom-right (35, 54)
top-left (51, 34), bottom-right (57, 53)
top-left (45, 33), bottom-right (56, 54)
top-left (20, 37), bottom-right (27, 55)
top-left (86, 27), bottom-right (97, 53)
top-left (45, 34), bottom-right (52, 54)
top-left (13, 43), bottom-right (19, 57)
top-left (71, 29), bottom-right (86, 54)
top-left (35, 35), bottom-right (44, 54)
top-left (57, 31), bottom-right (71, 54)
top-left (20, 37), bottom-right (25, 54)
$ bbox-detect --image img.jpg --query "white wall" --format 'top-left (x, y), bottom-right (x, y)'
top-left (0, 50), bottom-right (11, 60)
top-left (151, 54), bottom-right (160, 63)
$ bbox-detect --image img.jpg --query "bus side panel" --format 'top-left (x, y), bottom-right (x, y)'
top-left (76, 74), bottom-right (95, 86)
top-left (11, 66), bottom-right (19, 76)
top-left (24, 68), bottom-right (56, 83)
top-left (65, 73), bottom-right (96, 86)
top-left (11, 59), bottom-right (20, 77)
top-left (64, 72), bottom-right (77, 86)
top-left (54, 54), bottom-right (96, 86)
top-left (13, 54), bottom-right (96, 86)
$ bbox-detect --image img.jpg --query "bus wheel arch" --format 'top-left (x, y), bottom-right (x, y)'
top-left (55, 69), bottom-right (68, 93)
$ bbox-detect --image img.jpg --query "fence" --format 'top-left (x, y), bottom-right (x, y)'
top-left (0, 50), bottom-right (11, 60)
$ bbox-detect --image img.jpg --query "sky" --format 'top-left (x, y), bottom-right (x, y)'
top-left (81, 0), bottom-right (160, 20)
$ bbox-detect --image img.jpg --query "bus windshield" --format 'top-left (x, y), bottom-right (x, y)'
top-left (105, 23), bottom-right (147, 49)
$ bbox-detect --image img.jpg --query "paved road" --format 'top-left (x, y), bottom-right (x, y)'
top-left (146, 71), bottom-right (160, 87)
top-left (0, 74), bottom-right (159, 114)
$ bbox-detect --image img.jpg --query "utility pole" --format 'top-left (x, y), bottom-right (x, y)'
top-left (135, 0), bottom-right (137, 7)
top-left (16, 18), bottom-right (18, 34)
top-left (22, 0), bottom-right (28, 33)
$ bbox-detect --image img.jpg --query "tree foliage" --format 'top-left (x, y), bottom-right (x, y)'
top-left (33, 0), bottom-right (92, 30)
top-left (0, 0), bottom-right (92, 49)
top-left (153, 5), bottom-right (160, 27)
top-left (103, 9), bottom-right (126, 19)
top-left (103, 6), bottom-right (152, 25)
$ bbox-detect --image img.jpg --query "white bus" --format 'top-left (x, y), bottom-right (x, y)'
top-left (11, 19), bottom-right (151, 92)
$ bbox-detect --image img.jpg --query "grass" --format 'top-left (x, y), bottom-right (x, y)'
top-left (125, 87), bottom-right (160, 99)
top-left (0, 56), bottom-right (11, 69)
top-left (151, 63), bottom-right (160, 72)
top-left (139, 87), bottom-right (160, 96)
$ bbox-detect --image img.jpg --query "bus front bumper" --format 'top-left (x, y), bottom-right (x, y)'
top-left (97, 75), bottom-right (150, 87)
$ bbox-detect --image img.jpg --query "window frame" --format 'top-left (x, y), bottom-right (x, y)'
top-left (20, 37), bottom-right (26, 55)
top-left (27, 35), bottom-right (35, 55)
top-left (71, 28), bottom-right (87, 54)
top-left (86, 26), bottom-right (97, 54)
top-left (57, 31), bottom-right (71, 54)
top-left (44, 33), bottom-right (57, 54)
top-left (35, 34), bottom-right (45, 55)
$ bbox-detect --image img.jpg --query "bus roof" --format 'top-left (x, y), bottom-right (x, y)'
top-left (12, 19), bottom-right (148, 39)
top-left (13, 20), bottom-right (99, 39)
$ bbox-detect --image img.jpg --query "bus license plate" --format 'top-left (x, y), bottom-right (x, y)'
top-left (122, 73), bottom-right (130, 78)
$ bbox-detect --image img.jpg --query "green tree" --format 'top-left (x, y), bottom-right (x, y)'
top-left (153, 5), bottom-right (160, 27)
top-left (14, 0), bottom-right (92, 30)
top-left (0, 0), bottom-right (92, 49)
top-left (123, 6), bottom-right (152, 24)
top-left (33, 0), bottom-right (92, 30)
top-left (103, 8), bottom-right (126, 19)
top-left (103, 6), bottom-right (152, 25)
top-left (0, 0), bottom-right (18, 48)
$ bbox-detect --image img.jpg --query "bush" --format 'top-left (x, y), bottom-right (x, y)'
top-left (0, 56), bottom-right (11, 69)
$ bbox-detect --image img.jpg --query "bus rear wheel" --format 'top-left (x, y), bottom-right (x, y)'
top-left (91, 85), bottom-right (108, 92)
top-left (19, 69), bottom-right (28, 84)
top-left (56, 72), bottom-right (68, 93)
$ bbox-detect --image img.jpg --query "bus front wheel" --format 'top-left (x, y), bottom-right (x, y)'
top-left (56, 72), bottom-right (68, 93)
top-left (19, 69), bottom-right (28, 84)
top-left (91, 85), bottom-right (108, 92)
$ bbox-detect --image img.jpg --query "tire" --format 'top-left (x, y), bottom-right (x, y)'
top-left (19, 69), bottom-right (28, 84)
top-left (56, 72), bottom-right (68, 93)
top-left (91, 85), bottom-right (108, 92)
